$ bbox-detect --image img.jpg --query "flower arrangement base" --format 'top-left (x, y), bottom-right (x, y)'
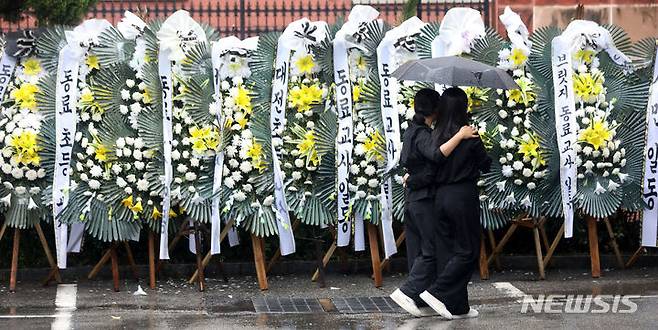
top-left (485, 216), bottom-right (559, 280)
top-left (0, 222), bottom-right (62, 292)
top-left (367, 223), bottom-right (383, 288)
top-left (148, 231), bottom-right (156, 289)
top-left (265, 219), bottom-right (302, 273)
top-left (87, 242), bottom-right (140, 292)
top-left (250, 234), bottom-right (269, 291)
top-left (156, 221), bottom-right (190, 274)
top-left (586, 216), bottom-right (625, 278)
top-left (187, 218), bottom-right (235, 284)
top-left (479, 232), bottom-right (490, 280)
top-left (625, 246), bottom-right (653, 268)
top-left (311, 228), bottom-right (350, 283)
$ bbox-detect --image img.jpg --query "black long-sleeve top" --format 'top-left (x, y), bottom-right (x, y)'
top-left (407, 135), bottom-right (492, 189)
top-left (399, 121), bottom-right (447, 201)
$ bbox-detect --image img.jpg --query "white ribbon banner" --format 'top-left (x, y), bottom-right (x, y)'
top-left (158, 48), bottom-right (174, 260)
top-left (333, 6), bottom-right (379, 249)
top-left (551, 36), bottom-right (578, 239)
top-left (0, 53), bottom-right (17, 102)
top-left (499, 6), bottom-right (531, 53)
top-left (354, 212), bottom-right (365, 251)
top-left (552, 20), bottom-right (632, 238)
top-left (53, 45), bottom-right (83, 269)
top-left (210, 40), bottom-right (225, 255)
top-left (642, 44), bottom-right (658, 248)
top-left (376, 17), bottom-right (425, 258)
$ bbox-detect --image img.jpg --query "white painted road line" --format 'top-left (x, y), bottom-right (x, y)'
top-left (493, 282), bottom-right (527, 302)
top-left (0, 315), bottom-right (59, 319)
top-left (52, 284), bottom-right (77, 330)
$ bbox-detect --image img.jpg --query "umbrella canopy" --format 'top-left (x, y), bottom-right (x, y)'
top-left (392, 56), bottom-right (519, 90)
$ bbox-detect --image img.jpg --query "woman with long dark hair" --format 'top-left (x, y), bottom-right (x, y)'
top-left (418, 87), bottom-right (491, 319)
top-left (390, 88), bottom-right (477, 317)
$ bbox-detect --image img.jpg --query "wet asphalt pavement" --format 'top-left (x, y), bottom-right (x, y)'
top-left (1, 266), bottom-right (657, 329)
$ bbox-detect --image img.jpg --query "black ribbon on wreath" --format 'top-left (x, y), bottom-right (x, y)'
top-left (5, 29), bottom-right (43, 58)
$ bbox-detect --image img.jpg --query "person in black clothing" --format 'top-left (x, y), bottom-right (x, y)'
top-left (390, 88), bottom-right (478, 317)
top-left (406, 87), bottom-right (491, 319)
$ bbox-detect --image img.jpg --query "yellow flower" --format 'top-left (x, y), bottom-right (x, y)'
top-left (352, 83), bottom-right (362, 103)
top-left (22, 58), bottom-right (42, 76)
top-left (294, 54), bottom-right (315, 74)
top-left (130, 200), bottom-right (143, 213)
top-left (297, 130), bottom-right (320, 166)
top-left (573, 72), bottom-right (604, 103)
top-left (574, 49), bottom-right (595, 64)
top-left (189, 125), bottom-right (219, 154)
top-left (510, 48), bottom-right (528, 67)
top-left (121, 195), bottom-right (134, 208)
top-left (86, 55), bottom-right (100, 70)
top-left (10, 83), bottom-right (39, 111)
top-left (355, 54), bottom-right (367, 72)
top-left (246, 139), bottom-right (266, 172)
top-left (363, 130), bottom-right (385, 162)
top-left (506, 77), bottom-right (535, 107)
top-left (7, 130), bottom-right (41, 166)
top-left (169, 209), bottom-right (178, 217)
top-left (234, 85), bottom-right (252, 114)
top-left (517, 133), bottom-right (545, 166)
top-left (236, 115), bottom-right (249, 129)
top-left (288, 83), bottom-right (324, 113)
top-left (152, 207), bottom-right (162, 219)
top-left (463, 86), bottom-right (489, 112)
top-left (94, 144), bottom-right (108, 162)
top-left (142, 89), bottom-right (152, 104)
top-left (80, 89), bottom-right (94, 103)
top-left (579, 118), bottom-right (612, 150)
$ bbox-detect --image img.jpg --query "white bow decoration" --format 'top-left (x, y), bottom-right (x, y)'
top-left (157, 10), bottom-right (207, 62)
top-left (499, 6), bottom-right (531, 53)
top-left (433, 7), bottom-right (485, 57)
top-left (118, 11), bottom-right (147, 40)
top-left (560, 20), bottom-right (631, 67)
top-left (65, 19), bottom-right (112, 51)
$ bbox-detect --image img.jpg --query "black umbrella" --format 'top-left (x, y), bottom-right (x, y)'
top-left (392, 56), bottom-right (519, 90)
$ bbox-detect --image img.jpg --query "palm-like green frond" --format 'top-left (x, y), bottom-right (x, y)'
top-left (529, 26), bottom-right (562, 82)
top-left (180, 42), bottom-right (213, 78)
top-left (36, 25), bottom-right (69, 72)
top-left (178, 74), bottom-right (214, 124)
top-left (95, 26), bottom-right (135, 68)
top-left (469, 28), bottom-right (506, 66)
top-left (249, 31), bottom-right (281, 106)
top-left (356, 71), bottom-right (384, 131)
top-left (630, 38), bottom-right (656, 75)
top-left (362, 20), bottom-right (390, 69)
top-left (90, 63), bottom-right (135, 114)
top-left (416, 21), bottom-right (440, 59)
top-left (143, 20), bottom-right (163, 61)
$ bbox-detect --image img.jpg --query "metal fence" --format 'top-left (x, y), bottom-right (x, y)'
top-left (1, 0), bottom-right (490, 37)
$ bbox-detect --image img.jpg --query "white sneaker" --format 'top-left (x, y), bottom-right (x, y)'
top-left (419, 291), bottom-right (453, 319)
top-left (390, 289), bottom-right (423, 317)
top-left (418, 307), bottom-right (438, 317)
top-left (451, 308), bottom-right (479, 319)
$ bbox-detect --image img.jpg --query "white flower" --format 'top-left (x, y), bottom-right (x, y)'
top-left (90, 166), bottom-right (103, 177)
top-left (134, 161), bottom-right (145, 170)
top-left (520, 195), bottom-right (532, 208)
top-left (124, 187), bottom-right (133, 194)
top-left (121, 89), bottom-right (131, 100)
top-left (239, 161), bottom-right (252, 173)
top-left (498, 110), bottom-right (508, 119)
top-left (527, 182), bottom-right (536, 190)
top-left (512, 161), bottom-right (524, 171)
top-left (126, 174), bottom-right (136, 183)
top-left (112, 164), bottom-right (122, 174)
top-left (504, 192), bottom-right (516, 204)
top-left (495, 181), bottom-right (506, 192)
top-left (594, 182), bottom-right (606, 195)
top-left (185, 172), bottom-right (197, 181)
top-left (368, 179), bottom-right (379, 188)
top-left (134, 138), bottom-right (144, 149)
top-left (171, 150), bottom-right (181, 160)
top-left (137, 179), bottom-right (149, 191)
top-left (126, 79), bottom-right (135, 88)
top-left (584, 160), bottom-right (595, 172)
top-left (116, 177), bottom-right (127, 188)
top-left (582, 146), bottom-right (593, 156)
top-left (292, 171), bottom-right (302, 180)
top-left (123, 148), bottom-right (132, 157)
top-left (607, 180), bottom-right (619, 191)
top-left (88, 180), bottom-right (101, 190)
top-left (294, 159), bottom-right (305, 168)
top-left (364, 166), bottom-right (376, 176)
top-left (25, 170), bottom-right (38, 181)
top-left (2, 164), bottom-right (11, 174)
top-left (522, 168), bottom-right (533, 177)
top-left (499, 157), bottom-right (507, 164)
top-left (37, 169), bottom-right (45, 178)
top-left (177, 164), bottom-right (188, 173)
top-left (263, 195), bottom-right (274, 206)
top-left (618, 172), bottom-right (629, 183)
top-left (502, 165), bottom-right (513, 177)
top-left (356, 177), bottom-right (367, 186)
top-left (133, 149), bottom-right (143, 160)
top-left (234, 191), bottom-right (247, 202)
top-left (514, 179), bottom-right (523, 185)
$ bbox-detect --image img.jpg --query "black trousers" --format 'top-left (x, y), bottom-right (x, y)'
top-left (426, 181), bottom-right (480, 315)
top-left (400, 196), bottom-right (453, 306)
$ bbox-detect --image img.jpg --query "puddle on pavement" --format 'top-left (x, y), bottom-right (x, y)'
top-left (206, 299), bottom-right (255, 313)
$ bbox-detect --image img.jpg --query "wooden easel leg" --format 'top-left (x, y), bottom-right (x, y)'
top-left (123, 242), bottom-right (139, 280)
top-left (587, 216), bottom-right (601, 278)
top-left (380, 230), bottom-right (406, 270)
top-left (312, 241), bottom-right (336, 282)
top-left (313, 240), bottom-right (326, 288)
top-left (0, 222), bottom-right (7, 242)
top-left (265, 219), bottom-right (300, 273)
top-left (192, 222), bottom-right (205, 292)
top-left (479, 232), bottom-right (489, 280)
top-left (603, 218), bottom-right (624, 269)
top-left (543, 223), bottom-right (565, 268)
top-left (487, 229), bottom-right (501, 271)
top-left (188, 218), bottom-right (235, 284)
top-left (109, 244), bottom-right (120, 292)
top-left (533, 227), bottom-right (546, 280)
top-left (367, 223), bottom-right (382, 288)
top-left (88, 248), bottom-right (112, 280)
top-left (35, 223), bottom-right (62, 284)
top-left (251, 234), bottom-right (268, 291)
top-left (625, 246), bottom-right (646, 268)
top-left (9, 228), bottom-right (20, 292)
top-left (148, 231), bottom-right (156, 289)
top-left (156, 220), bottom-right (190, 273)
top-left (487, 223), bottom-right (518, 265)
